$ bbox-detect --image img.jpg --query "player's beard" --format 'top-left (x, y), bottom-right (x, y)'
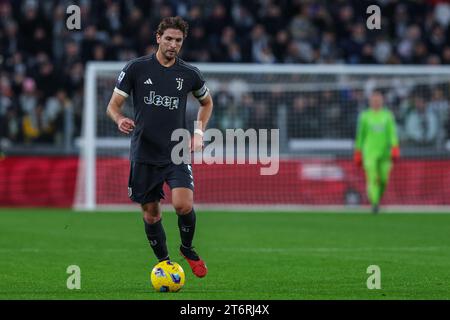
top-left (163, 48), bottom-right (178, 61)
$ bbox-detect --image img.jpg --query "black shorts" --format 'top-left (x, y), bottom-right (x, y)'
top-left (128, 162), bottom-right (194, 204)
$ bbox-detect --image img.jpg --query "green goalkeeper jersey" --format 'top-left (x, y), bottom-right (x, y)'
top-left (355, 107), bottom-right (399, 159)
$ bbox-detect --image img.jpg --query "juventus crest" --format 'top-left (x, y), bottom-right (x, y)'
top-left (176, 78), bottom-right (183, 90)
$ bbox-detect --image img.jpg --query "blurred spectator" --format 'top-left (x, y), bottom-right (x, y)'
top-left (22, 103), bottom-right (48, 143)
top-left (206, 3), bottom-right (229, 47)
top-left (288, 96), bottom-right (321, 138)
top-left (434, 2), bottom-right (450, 27)
top-left (247, 101), bottom-right (272, 131)
top-left (412, 42), bottom-right (429, 64)
top-left (0, 74), bottom-right (15, 113)
top-left (36, 61), bottom-right (58, 97)
top-left (404, 95), bottom-right (440, 146)
top-left (185, 25), bottom-right (208, 61)
top-left (231, 3), bottom-right (254, 35)
top-left (397, 24), bottom-right (422, 63)
top-left (427, 88), bottom-right (449, 143)
top-left (98, 2), bottom-right (122, 35)
top-left (393, 4), bottom-right (409, 39)
top-left (250, 24), bottom-right (275, 64)
top-left (442, 46), bottom-right (450, 64)
top-left (2, 20), bottom-right (19, 58)
top-left (319, 31), bottom-right (340, 63)
top-left (427, 25), bottom-right (446, 55)
top-left (19, 78), bottom-right (38, 115)
top-left (81, 25), bottom-right (101, 61)
top-left (342, 23), bottom-right (367, 64)
top-left (239, 93), bottom-right (255, 128)
top-left (92, 44), bottom-right (106, 61)
top-left (213, 88), bottom-right (235, 131)
top-left (51, 4), bottom-right (67, 62)
top-left (320, 91), bottom-right (342, 138)
top-left (45, 89), bottom-right (74, 145)
top-left (428, 88), bottom-right (449, 121)
top-left (373, 36), bottom-right (393, 64)
top-left (64, 62), bottom-right (84, 96)
top-left (0, 107), bottom-right (21, 143)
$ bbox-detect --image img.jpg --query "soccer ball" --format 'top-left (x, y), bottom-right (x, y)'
top-left (150, 260), bottom-right (185, 292)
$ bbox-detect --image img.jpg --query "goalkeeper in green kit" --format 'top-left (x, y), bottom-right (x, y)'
top-left (354, 91), bottom-right (400, 213)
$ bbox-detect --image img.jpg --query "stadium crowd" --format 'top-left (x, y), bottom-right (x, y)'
top-left (1, 0), bottom-right (450, 147)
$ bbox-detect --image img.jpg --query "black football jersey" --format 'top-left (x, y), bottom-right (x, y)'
top-left (114, 53), bottom-right (209, 165)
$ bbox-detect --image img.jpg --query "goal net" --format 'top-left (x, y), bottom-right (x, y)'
top-left (75, 63), bottom-right (450, 210)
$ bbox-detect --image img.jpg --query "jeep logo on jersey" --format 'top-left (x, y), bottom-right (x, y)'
top-left (144, 91), bottom-right (179, 110)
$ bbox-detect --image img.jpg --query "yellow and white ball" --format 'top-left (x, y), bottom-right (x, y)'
top-left (150, 260), bottom-right (185, 292)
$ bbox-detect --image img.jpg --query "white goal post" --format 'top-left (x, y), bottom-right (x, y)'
top-left (75, 62), bottom-right (450, 211)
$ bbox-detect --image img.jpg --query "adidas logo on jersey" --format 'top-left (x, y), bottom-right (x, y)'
top-left (144, 78), bottom-right (153, 84)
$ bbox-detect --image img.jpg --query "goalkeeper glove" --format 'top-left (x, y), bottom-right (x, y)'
top-left (353, 150), bottom-right (362, 167)
top-left (391, 146), bottom-right (400, 162)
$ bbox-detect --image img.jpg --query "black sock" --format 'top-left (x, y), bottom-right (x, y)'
top-left (178, 209), bottom-right (196, 248)
top-left (144, 219), bottom-right (169, 261)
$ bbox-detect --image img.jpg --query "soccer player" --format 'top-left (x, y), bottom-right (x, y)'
top-left (353, 90), bottom-right (400, 214)
top-left (106, 17), bottom-right (213, 277)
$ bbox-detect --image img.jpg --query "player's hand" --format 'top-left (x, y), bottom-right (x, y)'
top-left (353, 150), bottom-right (362, 168)
top-left (117, 117), bottom-right (135, 134)
top-left (191, 132), bottom-right (204, 152)
top-left (391, 146), bottom-right (400, 162)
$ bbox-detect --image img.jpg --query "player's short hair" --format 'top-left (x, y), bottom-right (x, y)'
top-left (156, 16), bottom-right (189, 38)
top-left (371, 89), bottom-right (383, 96)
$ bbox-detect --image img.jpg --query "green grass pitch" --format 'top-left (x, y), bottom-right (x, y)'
top-left (0, 208), bottom-right (449, 300)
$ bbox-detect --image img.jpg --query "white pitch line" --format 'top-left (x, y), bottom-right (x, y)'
top-left (216, 246), bottom-right (448, 253)
top-left (0, 248), bottom-right (148, 253)
top-left (1, 246), bottom-right (447, 254)
top-left (78, 204), bottom-right (450, 214)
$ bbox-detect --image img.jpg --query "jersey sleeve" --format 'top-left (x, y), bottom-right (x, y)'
top-left (354, 112), bottom-right (366, 151)
top-left (388, 112), bottom-right (399, 147)
top-left (191, 68), bottom-right (209, 101)
top-left (114, 61), bottom-right (135, 98)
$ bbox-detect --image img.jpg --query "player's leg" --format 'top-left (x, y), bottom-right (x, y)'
top-left (172, 187), bottom-right (207, 277)
top-left (378, 159), bottom-right (392, 204)
top-left (172, 187), bottom-right (195, 248)
top-left (363, 158), bottom-right (381, 212)
top-left (166, 164), bottom-right (207, 277)
top-left (128, 161), bottom-right (169, 261)
top-left (166, 164), bottom-right (196, 249)
top-left (142, 201), bottom-right (170, 261)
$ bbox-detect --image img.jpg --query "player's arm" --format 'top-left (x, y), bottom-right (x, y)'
top-left (191, 93), bottom-right (213, 152)
top-left (353, 112), bottom-right (366, 167)
top-left (191, 69), bottom-right (213, 151)
top-left (106, 63), bottom-right (135, 134)
top-left (106, 92), bottom-right (135, 134)
top-left (196, 94), bottom-right (213, 131)
top-left (388, 112), bottom-right (400, 161)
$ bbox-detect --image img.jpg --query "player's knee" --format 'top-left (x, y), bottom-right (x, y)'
top-left (367, 175), bottom-right (378, 185)
top-left (143, 212), bottom-right (161, 224)
top-left (173, 201), bottom-right (193, 215)
top-left (142, 203), bottom-right (161, 224)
